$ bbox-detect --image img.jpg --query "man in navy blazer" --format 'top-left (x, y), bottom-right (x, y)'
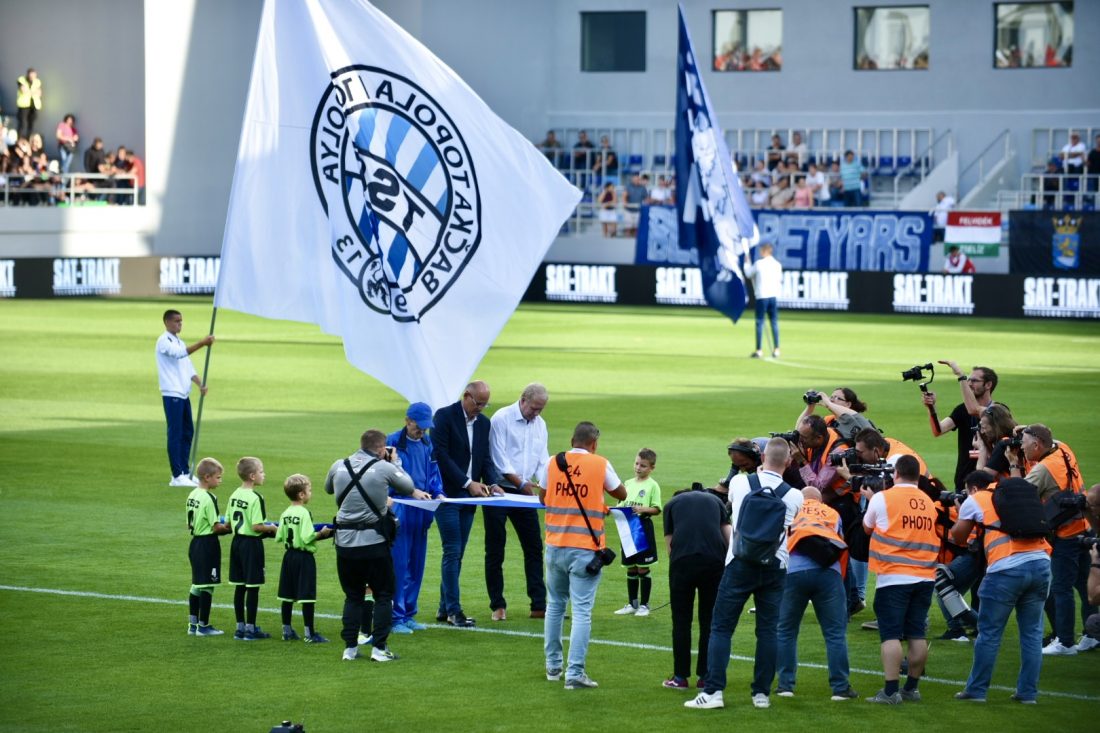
top-left (432, 380), bottom-right (502, 627)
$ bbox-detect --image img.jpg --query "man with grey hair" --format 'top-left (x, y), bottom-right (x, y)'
top-left (326, 429), bottom-right (430, 662)
top-left (486, 383), bottom-right (551, 620)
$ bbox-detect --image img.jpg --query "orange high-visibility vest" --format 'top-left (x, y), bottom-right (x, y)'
top-left (972, 490), bottom-right (1050, 569)
top-left (868, 484), bottom-right (939, 579)
top-left (1038, 442), bottom-right (1087, 538)
top-left (886, 437), bottom-right (929, 477)
top-left (787, 498), bottom-right (849, 578)
top-left (545, 451), bottom-right (610, 550)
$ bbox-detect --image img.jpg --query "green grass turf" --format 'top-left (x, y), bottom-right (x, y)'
top-left (1, 298), bottom-right (1098, 732)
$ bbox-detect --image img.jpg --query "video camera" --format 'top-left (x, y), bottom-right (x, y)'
top-left (849, 461), bottom-right (894, 493)
top-left (803, 390), bottom-right (823, 405)
top-left (829, 447), bottom-right (861, 467)
top-left (770, 430), bottom-right (800, 444)
top-left (902, 363), bottom-right (935, 393)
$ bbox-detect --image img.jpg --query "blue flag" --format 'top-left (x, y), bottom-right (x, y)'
top-left (675, 5), bottom-right (756, 323)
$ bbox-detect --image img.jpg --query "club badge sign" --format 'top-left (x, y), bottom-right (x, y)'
top-left (311, 65), bottom-right (481, 323)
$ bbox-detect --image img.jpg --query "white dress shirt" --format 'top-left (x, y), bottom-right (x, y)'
top-left (156, 331), bottom-right (197, 398)
top-left (490, 400), bottom-right (549, 489)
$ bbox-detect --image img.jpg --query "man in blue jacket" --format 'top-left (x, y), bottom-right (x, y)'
top-left (387, 402), bottom-right (444, 634)
top-left (432, 381), bottom-right (502, 627)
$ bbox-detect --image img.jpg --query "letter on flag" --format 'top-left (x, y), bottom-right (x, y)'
top-left (674, 4), bottom-right (756, 323)
top-left (216, 0), bottom-right (581, 408)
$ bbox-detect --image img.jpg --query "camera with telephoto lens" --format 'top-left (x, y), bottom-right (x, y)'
top-left (1058, 493), bottom-right (1088, 511)
top-left (901, 363), bottom-right (935, 393)
top-left (939, 491), bottom-right (968, 505)
top-left (770, 430), bottom-right (800, 444)
top-left (849, 461), bottom-right (894, 493)
top-left (1078, 536), bottom-right (1099, 549)
top-left (803, 390), bottom-right (823, 405)
top-left (585, 547), bottom-right (617, 575)
top-left (829, 447), bottom-right (861, 467)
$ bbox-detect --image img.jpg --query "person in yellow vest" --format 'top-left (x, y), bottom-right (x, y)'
top-left (949, 477), bottom-right (1052, 703)
top-left (1007, 423), bottom-right (1096, 655)
top-left (15, 68), bottom-right (43, 140)
top-left (775, 487), bottom-right (857, 700)
top-left (538, 421), bottom-right (627, 690)
top-left (861, 455), bottom-right (938, 704)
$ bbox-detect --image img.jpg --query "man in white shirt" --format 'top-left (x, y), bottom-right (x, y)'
top-left (743, 243), bottom-right (783, 359)
top-left (931, 191), bottom-right (956, 242)
top-left (686, 438), bottom-right (804, 711)
top-left (486, 383), bottom-right (551, 621)
top-left (1060, 132), bottom-right (1086, 175)
top-left (156, 309), bottom-right (213, 486)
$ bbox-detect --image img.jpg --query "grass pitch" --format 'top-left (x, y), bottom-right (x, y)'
top-left (1, 298), bottom-right (1098, 732)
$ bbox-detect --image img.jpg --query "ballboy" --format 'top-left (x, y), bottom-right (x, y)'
top-left (228, 456), bottom-right (278, 640)
top-left (185, 457), bottom-right (232, 635)
top-left (613, 448), bottom-right (663, 617)
top-left (276, 473), bottom-right (334, 642)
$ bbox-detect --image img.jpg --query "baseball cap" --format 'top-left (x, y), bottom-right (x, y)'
top-left (406, 402), bottom-right (434, 430)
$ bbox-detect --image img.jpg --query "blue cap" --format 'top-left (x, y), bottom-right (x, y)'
top-left (406, 402), bottom-right (434, 429)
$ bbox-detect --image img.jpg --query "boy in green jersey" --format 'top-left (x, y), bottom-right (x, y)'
top-left (228, 456), bottom-right (278, 640)
top-left (276, 474), bottom-right (334, 642)
top-left (186, 457), bottom-right (232, 635)
top-left (612, 448), bottom-right (663, 617)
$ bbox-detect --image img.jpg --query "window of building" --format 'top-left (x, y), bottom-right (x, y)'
top-left (580, 11), bottom-right (646, 72)
top-left (854, 6), bottom-right (930, 70)
top-left (712, 9), bottom-right (783, 71)
top-left (994, 2), bottom-right (1073, 68)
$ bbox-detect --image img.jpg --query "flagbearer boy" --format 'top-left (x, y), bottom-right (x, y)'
top-left (613, 449), bottom-right (662, 617)
top-left (228, 457), bottom-right (278, 640)
top-left (186, 457), bottom-right (232, 635)
top-left (276, 474), bottom-right (334, 642)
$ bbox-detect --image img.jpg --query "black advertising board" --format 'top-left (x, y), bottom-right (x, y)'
top-left (1008, 210), bottom-right (1100, 275)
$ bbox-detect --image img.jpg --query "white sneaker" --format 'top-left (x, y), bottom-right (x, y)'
top-left (341, 646), bottom-right (359, 661)
top-left (169, 474), bottom-right (197, 487)
top-left (752, 693), bottom-right (770, 709)
top-left (1042, 640), bottom-right (1077, 656)
top-left (613, 604), bottom-right (637, 615)
top-left (370, 645), bottom-right (399, 662)
top-left (635, 605), bottom-right (650, 617)
top-left (685, 690), bottom-right (724, 709)
top-left (357, 632), bottom-right (373, 646)
top-left (1075, 635), bottom-right (1100, 652)
top-left (564, 674), bottom-right (599, 690)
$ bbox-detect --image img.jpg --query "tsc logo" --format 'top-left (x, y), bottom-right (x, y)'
top-left (311, 65), bottom-right (481, 322)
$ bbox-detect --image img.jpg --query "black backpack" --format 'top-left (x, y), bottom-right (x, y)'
top-left (990, 478), bottom-right (1049, 539)
top-left (735, 473), bottom-right (792, 566)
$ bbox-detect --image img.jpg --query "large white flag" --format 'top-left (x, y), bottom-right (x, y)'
top-left (217, 0), bottom-right (580, 408)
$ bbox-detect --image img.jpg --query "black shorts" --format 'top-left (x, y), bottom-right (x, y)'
top-left (873, 581), bottom-right (934, 642)
top-left (189, 534), bottom-right (222, 586)
top-left (621, 516), bottom-right (659, 566)
top-left (278, 548), bottom-right (318, 603)
top-left (229, 534), bottom-right (266, 586)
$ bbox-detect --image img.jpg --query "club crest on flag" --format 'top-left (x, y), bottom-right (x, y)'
top-left (1051, 214), bottom-right (1080, 270)
top-left (310, 65), bottom-right (481, 322)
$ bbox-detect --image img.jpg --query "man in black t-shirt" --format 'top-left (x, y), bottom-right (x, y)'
top-left (921, 361), bottom-right (997, 491)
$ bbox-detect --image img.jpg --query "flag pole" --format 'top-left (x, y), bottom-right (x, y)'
top-left (187, 305), bottom-right (218, 478)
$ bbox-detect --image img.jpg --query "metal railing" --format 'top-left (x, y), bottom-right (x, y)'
top-left (958, 129), bottom-right (1011, 197)
top-left (1030, 127), bottom-right (1098, 169)
top-left (1014, 172), bottom-right (1098, 211)
top-left (0, 172), bottom-right (139, 207)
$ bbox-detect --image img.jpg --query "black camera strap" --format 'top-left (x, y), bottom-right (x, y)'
top-left (334, 458), bottom-right (383, 529)
top-left (555, 452), bottom-right (603, 550)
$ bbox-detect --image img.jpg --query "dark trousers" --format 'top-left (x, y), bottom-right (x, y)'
top-left (436, 503), bottom-right (476, 617)
top-left (162, 396), bottom-right (194, 477)
top-left (1049, 536), bottom-right (1096, 645)
top-left (337, 548), bottom-right (394, 649)
top-left (704, 558), bottom-right (786, 696)
top-left (17, 106), bottom-right (36, 140)
top-left (669, 553), bottom-right (724, 680)
top-left (484, 505), bottom-right (546, 612)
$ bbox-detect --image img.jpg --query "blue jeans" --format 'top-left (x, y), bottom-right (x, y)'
top-left (435, 503), bottom-right (475, 617)
top-left (390, 502), bottom-right (434, 623)
top-left (544, 545), bottom-right (602, 681)
top-left (1049, 536), bottom-right (1096, 645)
top-left (846, 558), bottom-right (868, 609)
top-left (777, 567), bottom-right (850, 694)
top-left (704, 558), bottom-right (786, 696)
top-left (963, 558), bottom-right (1050, 701)
top-left (162, 396), bottom-right (194, 477)
top-left (59, 146), bottom-right (74, 174)
top-left (937, 551), bottom-right (983, 631)
top-left (754, 297), bottom-right (779, 350)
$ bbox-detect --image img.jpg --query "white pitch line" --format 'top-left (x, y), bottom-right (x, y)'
top-left (2, 584), bottom-right (1097, 702)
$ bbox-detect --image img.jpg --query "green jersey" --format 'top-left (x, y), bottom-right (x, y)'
top-left (227, 486), bottom-right (267, 537)
top-left (186, 488), bottom-right (221, 536)
top-left (276, 504), bottom-right (319, 553)
top-left (619, 476), bottom-right (662, 511)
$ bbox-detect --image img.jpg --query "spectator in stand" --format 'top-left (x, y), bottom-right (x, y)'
top-left (768, 176), bottom-right (795, 209)
top-left (647, 175), bottom-right (672, 205)
top-left (766, 134), bottom-right (785, 171)
top-left (623, 173), bottom-right (647, 237)
top-left (84, 138), bottom-right (109, 201)
top-left (1040, 161), bottom-right (1061, 209)
top-left (29, 133), bottom-right (45, 159)
top-left (15, 69), bottom-right (42, 140)
top-left (114, 146), bottom-right (138, 205)
top-left (127, 147), bottom-right (146, 205)
top-left (749, 179), bottom-right (769, 207)
top-left (597, 182), bottom-right (618, 237)
top-left (807, 163), bottom-right (829, 207)
top-left (592, 135), bottom-right (618, 180)
top-left (944, 245), bottom-right (976, 274)
top-left (792, 177), bottom-right (813, 209)
top-left (536, 130), bottom-right (564, 168)
top-left (789, 132), bottom-right (808, 169)
top-left (1060, 132), bottom-right (1086, 175)
top-left (55, 114), bottom-right (79, 175)
top-left (1087, 134), bottom-right (1100, 193)
top-left (932, 191), bottom-right (956, 242)
top-left (827, 162), bottom-right (844, 207)
top-left (572, 131), bottom-right (595, 189)
top-left (839, 151), bottom-right (865, 207)
top-left (750, 160), bottom-right (772, 188)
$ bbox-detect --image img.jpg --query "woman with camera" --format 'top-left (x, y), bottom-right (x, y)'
top-left (974, 404), bottom-right (1017, 479)
top-left (796, 387), bottom-right (875, 443)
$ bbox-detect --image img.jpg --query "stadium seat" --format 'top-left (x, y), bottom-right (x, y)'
top-left (625, 154), bottom-right (643, 173)
top-left (1065, 178), bottom-right (1080, 192)
top-left (876, 156), bottom-right (895, 176)
top-left (653, 154), bottom-right (667, 169)
top-left (897, 155), bottom-right (912, 169)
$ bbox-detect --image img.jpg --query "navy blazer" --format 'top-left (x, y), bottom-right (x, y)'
top-left (431, 400), bottom-right (501, 498)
